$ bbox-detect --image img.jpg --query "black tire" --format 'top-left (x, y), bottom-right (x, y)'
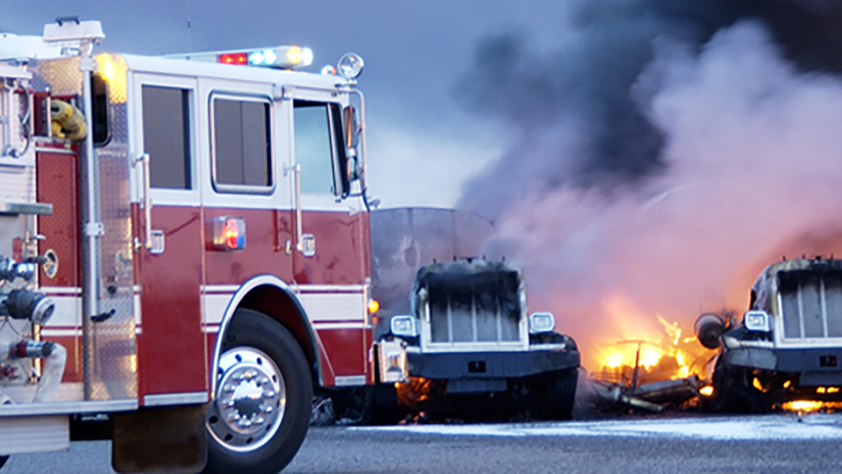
top-left (538, 368), bottom-right (578, 420)
top-left (203, 309), bottom-right (313, 474)
top-left (366, 384), bottom-right (406, 425)
top-left (0, 455), bottom-right (7, 470)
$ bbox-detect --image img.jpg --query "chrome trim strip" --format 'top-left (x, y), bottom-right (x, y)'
top-left (143, 391), bottom-right (208, 407)
top-left (0, 399), bottom-right (138, 417)
top-left (313, 322), bottom-right (366, 330)
top-left (334, 375), bottom-right (366, 387)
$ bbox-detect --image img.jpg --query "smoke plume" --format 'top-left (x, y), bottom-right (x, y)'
top-left (456, 1), bottom-right (842, 370)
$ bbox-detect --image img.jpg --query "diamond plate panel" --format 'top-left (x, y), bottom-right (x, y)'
top-left (32, 55), bottom-right (137, 401)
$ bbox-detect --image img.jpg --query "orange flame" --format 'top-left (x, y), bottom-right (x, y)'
top-left (590, 295), bottom-right (713, 383)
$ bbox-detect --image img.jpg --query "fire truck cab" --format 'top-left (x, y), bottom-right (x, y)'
top-left (0, 19), bottom-right (403, 473)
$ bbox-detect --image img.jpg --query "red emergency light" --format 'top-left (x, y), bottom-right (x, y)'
top-left (218, 52), bottom-right (248, 65)
top-left (212, 216), bottom-right (246, 251)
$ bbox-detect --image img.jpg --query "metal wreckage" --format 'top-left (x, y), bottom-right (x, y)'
top-left (319, 207), bottom-right (581, 423)
top-left (582, 256), bottom-right (842, 415)
top-left (695, 257), bottom-right (842, 413)
top-left (341, 208), bottom-right (842, 421)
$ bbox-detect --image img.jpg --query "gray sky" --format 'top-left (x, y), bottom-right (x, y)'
top-left (3, 0), bottom-right (572, 208)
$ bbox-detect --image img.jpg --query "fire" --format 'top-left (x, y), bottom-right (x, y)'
top-left (590, 296), bottom-right (713, 383)
top-left (783, 400), bottom-right (823, 412)
top-left (699, 385), bottom-right (714, 397)
top-left (781, 400), bottom-right (842, 413)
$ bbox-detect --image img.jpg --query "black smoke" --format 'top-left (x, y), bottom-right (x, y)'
top-left (456, 0), bottom-right (842, 219)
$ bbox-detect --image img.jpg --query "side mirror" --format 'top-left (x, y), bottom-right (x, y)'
top-left (343, 105), bottom-right (358, 150)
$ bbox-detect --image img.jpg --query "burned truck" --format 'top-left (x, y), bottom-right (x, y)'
top-left (388, 259), bottom-right (581, 420)
top-left (695, 257), bottom-right (842, 412)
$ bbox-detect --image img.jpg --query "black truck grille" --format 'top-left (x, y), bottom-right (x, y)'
top-left (779, 270), bottom-right (842, 339)
top-left (426, 278), bottom-right (522, 344)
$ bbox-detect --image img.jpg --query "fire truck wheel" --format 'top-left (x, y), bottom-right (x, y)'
top-left (204, 309), bottom-right (312, 474)
top-left (539, 368), bottom-right (578, 420)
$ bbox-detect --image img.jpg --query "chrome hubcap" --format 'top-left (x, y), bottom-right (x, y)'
top-left (208, 347), bottom-right (286, 452)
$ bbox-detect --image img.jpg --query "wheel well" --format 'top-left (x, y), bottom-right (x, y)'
top-left (235, 285), bottom-right (318, 382)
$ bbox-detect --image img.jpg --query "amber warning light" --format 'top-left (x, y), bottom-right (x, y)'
top-left (213, 217), bottom-right (246, 251)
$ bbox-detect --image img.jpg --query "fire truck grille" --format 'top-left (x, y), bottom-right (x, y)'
top-left (779, 270), bottom-right (842, 340)
top-left (426, 277), bottom-right (522, 344)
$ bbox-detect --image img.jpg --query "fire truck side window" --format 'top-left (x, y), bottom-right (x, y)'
top-left (212, 97), bottom-right (272, 189)
top-left (142, 85), bottom-right (192, 189)
top-left (294, 101), bottom-right (339, 195)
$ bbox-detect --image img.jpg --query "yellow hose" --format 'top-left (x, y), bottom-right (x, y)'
top-left (50, 99), bottom-right (87, 141)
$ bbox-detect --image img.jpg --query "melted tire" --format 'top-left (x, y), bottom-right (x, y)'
top-left (713, 365), bottom-right (770, 414)
top-left (203, 309), bottom-right (312, 474)
top-left (366, 384), bottom-right (406, 425)
top-left (539, 368), bottom-right (578, 420)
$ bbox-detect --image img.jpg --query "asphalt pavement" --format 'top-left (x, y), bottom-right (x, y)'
top-left (4, 414), bottom-right (842, 473)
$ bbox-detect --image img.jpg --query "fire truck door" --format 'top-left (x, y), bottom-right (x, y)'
top-left (290, 97), bottom-right (371, 385)
top-left (132, 74), bottom-right (207, 403)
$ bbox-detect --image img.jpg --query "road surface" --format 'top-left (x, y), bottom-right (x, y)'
top-left (4, 413), bottom-right (842, 473)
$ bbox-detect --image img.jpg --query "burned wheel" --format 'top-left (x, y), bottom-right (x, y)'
top-left (713, 365), bottom-right (770, 414)
top-left (538, 368), bottom-right (578, 420)
top-left (204, 309), bottom-right (312, 474)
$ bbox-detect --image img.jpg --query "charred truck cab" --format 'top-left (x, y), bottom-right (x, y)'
top-left (0, 19), bottom-right (404, 473)
top-left (390, 259), bottom-right (580, 420)
top-left (696, 257), bottom-right (842, 412)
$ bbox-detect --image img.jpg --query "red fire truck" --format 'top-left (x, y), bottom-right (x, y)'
top-left (0, 19), bottom-right (405, 473)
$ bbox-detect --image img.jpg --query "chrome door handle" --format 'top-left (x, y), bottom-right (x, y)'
top-left (133, 153), bottom-right (152, 251)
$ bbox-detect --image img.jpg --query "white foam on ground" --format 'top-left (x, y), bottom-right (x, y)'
top-left (354, 414), bottom-right (842, 440)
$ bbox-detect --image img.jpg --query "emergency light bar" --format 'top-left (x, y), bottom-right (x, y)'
top-left (169, 46), bottom-right (313, 70)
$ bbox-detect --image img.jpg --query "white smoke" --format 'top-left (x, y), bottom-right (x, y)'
top-left (485, 21), bottom-right (842, 370)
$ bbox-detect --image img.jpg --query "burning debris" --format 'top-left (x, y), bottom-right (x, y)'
top-left (586, 336), bottom-right (711, 413)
